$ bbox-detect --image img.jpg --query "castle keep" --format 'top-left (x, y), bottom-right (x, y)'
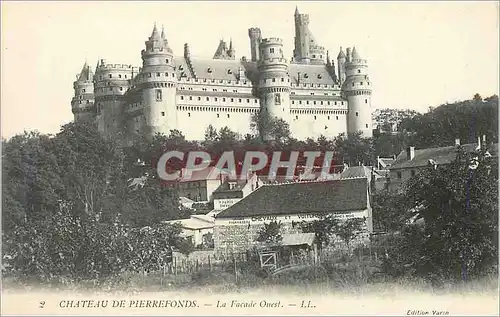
top-left (71, 8), bottom-right (373, 141)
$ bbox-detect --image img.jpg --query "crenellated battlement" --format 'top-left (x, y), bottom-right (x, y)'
top-left (97, 63), bottom-right (134, 70)
top-left (261, 37), bottom-right (283, 45)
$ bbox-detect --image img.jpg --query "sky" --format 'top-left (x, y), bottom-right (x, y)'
top-left (1, 1), bottom-right (498, 139)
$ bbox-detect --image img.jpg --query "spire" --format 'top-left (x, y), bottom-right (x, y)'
top-left (337, 46), bottom-right (346, 59)
top-left (352, 46), bottom-right (361, 59)
top-left (151, 22), bottom-right (159, 39)
top-left (77, 61), bottom-right (93, 82)
top-left (161, 25), bottom-right (165, 39)
top-left (326, 50), bottom-right (331, 66)
top-left (229, 38), bottom-right (233, 51)
top-left (295, 6), bottom-right (300, 16)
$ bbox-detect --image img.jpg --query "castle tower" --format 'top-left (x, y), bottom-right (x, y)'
top-left (94, 59), bottom-right (133, 137)
top-left (293, 7), bottom-right (310, 63)
top-left (138, 24), bottom-right (177, 137)
top-left (337, 47), bottom-right (346, 84)
top-left (71, 62), bottom-right (95, 123)
top-left (248, 28), bottom-right (262, 62)
top-left (257, 38), bottom-right (291, 139)
top-left (342, 46), bottom-right (373, 138)
top-left (293, 7), bottom-right (326, 64)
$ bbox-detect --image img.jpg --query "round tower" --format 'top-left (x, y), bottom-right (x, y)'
top-left (71, 62), bottom-right (96, 123)
top-left (342, 47), bottom-right (373, 138)
top-left (94, 59), bottom-right (133, 137)
top-left (257, 38), bottom-right (291, 138)
top-left (137, 24), bottom-right (177, 137)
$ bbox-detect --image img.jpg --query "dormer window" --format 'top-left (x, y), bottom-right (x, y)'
top-left (207, 67), bottom-right (212, 73)
top-left (304, 74), bottom-right (309, 78)
top-left (227, 69), bottom-right (232, 74)
top-left (179, 65), bottom-right (184, 70)
top-left (317, 74), bottom-right (322, 79)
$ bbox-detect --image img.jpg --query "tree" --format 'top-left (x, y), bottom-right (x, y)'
top-left (334, 218), bottom-right (365, 255)
top-left (384, 146), bottom-right (498, 282)
top-left (333, 132), bottom-right (372, 166)
top-left (256, 221), bottom-right (283, 245)
top-left (372, 190), bottom-right (412, 232)
top-left (300, 215), bottom-right (339, 251)
top-left (250, 111), bottom-right (291, 143)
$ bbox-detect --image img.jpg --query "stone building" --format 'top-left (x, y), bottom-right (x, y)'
top-left (71, 7), bottom-right (373, 142)
top-left (387, 137), bottom-right (498, 191)
top-left (213, 178), bottom-right (373, 253)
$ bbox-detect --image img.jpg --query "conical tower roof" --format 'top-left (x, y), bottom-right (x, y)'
top-left (337, 47), bottom-right (346, 59)
top-left (77, 61), bottom-right (93, 81)
top-left (351, 46), bottom-right (361, 59)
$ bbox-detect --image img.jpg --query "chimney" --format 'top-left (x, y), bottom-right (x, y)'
top-left (406, 146), bottom-right (415, 160)
top-left (455, 138), bottom-right (460, 146)
top-left (477, 136), bottom-right (481, 150)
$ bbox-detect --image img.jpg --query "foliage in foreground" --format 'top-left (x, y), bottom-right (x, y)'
top-left (382, 146), bottom-right (498, 283)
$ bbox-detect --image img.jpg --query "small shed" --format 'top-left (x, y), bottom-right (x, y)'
top-left (255, 233), bottom-right (318, 270)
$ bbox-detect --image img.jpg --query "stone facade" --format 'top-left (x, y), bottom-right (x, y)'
top-left (71, 8), bottom-right (373, 142)
top-left (214, 211), bottom-right (371, 253)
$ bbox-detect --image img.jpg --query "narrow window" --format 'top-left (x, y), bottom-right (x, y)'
top-left (166, 59), bottom-right (169, 63)
top-left (189, 96), bottom-right (193, 100)
top-left (161, 112), bottom-right (165, 116)
top-left (227, 114), bottom-right (230, 118)
top-left (188, 113), bottom-right (191, 117)
top-left (156, 89), bottom-right (162, 101)
top-left (275, 94), bottom-right (281, 105)
top-left (180, 96), bottom-right (184, 100)
top-left (366, 124), bottom-right (368, 128)
top-left (365, 99), bottom-right (368, 104)
top-left (217, 114), bottom-right (219, 118)
top-left (397, 172), bottom-right (402, 179)
top-left (270, 48), bottom-right (275, 53)
top-left (411, 170), bottom-right (416, 177)
top-left (109, 74), bottom-right (112, 78)
top-left (118, 74), bottom-right (122, 78)
top-left (356, 112), bottom-right (359, 116)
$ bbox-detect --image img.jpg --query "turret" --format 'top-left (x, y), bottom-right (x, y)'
top-left (337, 47), bottom-right (346, 84)
top-left (293, 7), bottom-right (326, 64)
top-left (138, 23), bottom-right (177, 137)
top-left (71, 62), bottom-right (95, 123)
top-left (248, 28), bottom-right (262, 62)
top-left (257, 38), bottom-right (291, 139)
top-left (342, 46), bottom-right (372, 138)
top-left (94, 59), bottom-right (133, 137)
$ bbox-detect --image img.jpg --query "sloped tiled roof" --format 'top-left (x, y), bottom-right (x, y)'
top-left (216, 178), bottom-right (368, 218)
top-left (340, 166), bottom-right (384, 179)
top-left (390, 143), bottom-right (498, 170)
top-left (172, 56), bottom-right (335, 85)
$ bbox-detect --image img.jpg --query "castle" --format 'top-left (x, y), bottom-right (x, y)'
top-left (71, 7), bottom-right (373, 142)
